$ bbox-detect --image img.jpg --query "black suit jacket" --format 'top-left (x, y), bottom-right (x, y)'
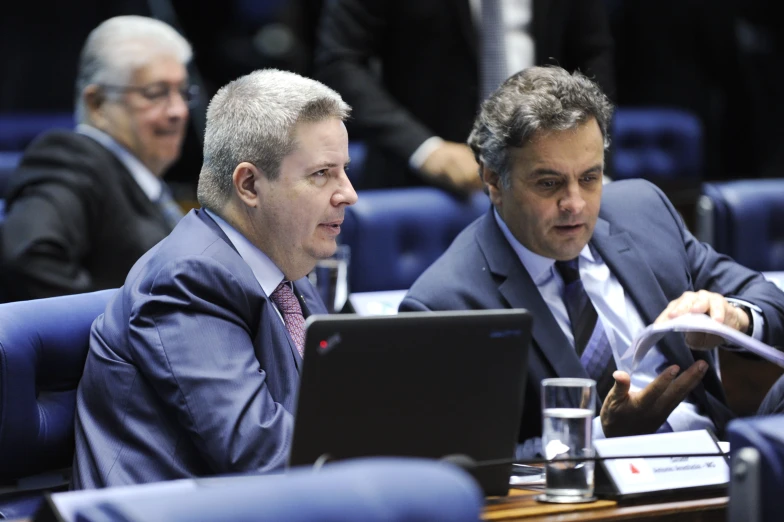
top-left (401, 180), bottom-right (784, 448)
top-left (1, 130), bottom-right (174, 300)
top-left (316, 0), bottom-right (615, 189)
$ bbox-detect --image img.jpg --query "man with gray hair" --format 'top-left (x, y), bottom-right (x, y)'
top-left (72, 68), bottom-right (357, 488)
top-left (1, 15), bottom-right (194, 301)
top-left (401, 66), bottom-right (784, 456)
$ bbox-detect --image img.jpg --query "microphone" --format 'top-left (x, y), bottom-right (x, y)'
top-left (440, 451), bottom-right (729, 472)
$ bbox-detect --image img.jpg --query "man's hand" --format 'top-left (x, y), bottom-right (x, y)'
top-left (655, 290), bottom-right (750, 349)
top-left (420, 141), bottom-right (483, 194)
top-left (600, 361), bottom-right (709, 437)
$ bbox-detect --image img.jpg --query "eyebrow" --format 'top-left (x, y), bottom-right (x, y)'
top-left (307, 159), bottom-right (351, 172)
top-left (528, 164), bottom-right (603, 179)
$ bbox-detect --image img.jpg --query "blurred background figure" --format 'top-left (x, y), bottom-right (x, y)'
top-left (0, 15), bottom-right (193, 301)
top-left (608, 0), bottom-right (783, 181)
top-left (313, 0), bottom-right (615, 195)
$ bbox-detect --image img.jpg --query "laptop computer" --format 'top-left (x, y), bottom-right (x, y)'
top-left (288, 309), bottom-right (532, 496)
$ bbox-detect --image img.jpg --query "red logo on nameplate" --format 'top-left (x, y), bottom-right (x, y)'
top-left (615, 458), bottom-right (654, 483)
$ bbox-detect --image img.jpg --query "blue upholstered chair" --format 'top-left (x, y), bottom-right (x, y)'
top-left (0, 113), bottom-right (75, 151)
top-left (0, 152), bottom-right (21, 198)
top-left (70, 458), bottom-right (483, 522)
top-left (341, 188), bottom-right (490, 293)
top-left (695, 180), bottom-right (784, 272)
top-left (0, 113), bottom-right (75, 198)
top-left (0, 289), bottom-right (115, 519)
top-left (612, 108), bottom-right (702, 181)
top-left (727, 415), bottom-right (784, 522)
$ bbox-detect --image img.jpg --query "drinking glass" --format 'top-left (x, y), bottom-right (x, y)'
top-left (538, 377), bottom-right (597, 503)
top-left (309, 244), bottom-right (350, 313)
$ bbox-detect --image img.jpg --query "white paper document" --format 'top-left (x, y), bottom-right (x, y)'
top-left (622, 313), bottom-right (784, 373)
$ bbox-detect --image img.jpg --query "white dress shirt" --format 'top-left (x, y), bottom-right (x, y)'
top-left (493, 210), bottom-right (720, 438)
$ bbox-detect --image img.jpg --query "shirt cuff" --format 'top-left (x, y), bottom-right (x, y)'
top-left (725, 298), bottom-right (764, 341)
top-left (409, 136), bottom-right (444, 170)
top-left (592, 415), bottom-right (605, 439)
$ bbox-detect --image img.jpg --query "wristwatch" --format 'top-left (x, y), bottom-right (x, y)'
top-left (729, 301), bottom-right (753, 333)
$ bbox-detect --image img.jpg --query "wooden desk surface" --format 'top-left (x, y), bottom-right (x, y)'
top-left (483, 488), bottom-right (727, 521)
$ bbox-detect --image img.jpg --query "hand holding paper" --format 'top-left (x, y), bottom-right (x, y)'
top-left (655, 290), bottom-right (750, 349)
top-left (622, 313), bottom-right (784, 374)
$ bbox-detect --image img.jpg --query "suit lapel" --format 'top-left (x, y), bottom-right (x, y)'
top-left (590, 218), bottom-right (696, 371)
top-left (115, 159), bottom-right (172, 232)
top-left (198, 209), bottom-right (305, 372)
top-left (477, 212), bottom-right (589, 380)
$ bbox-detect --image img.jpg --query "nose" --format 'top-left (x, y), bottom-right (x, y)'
top-left (332, 170), bottom-right (358, 207)
top-left (166, 88), bottom-right (190, 120)
top-left (559, 183), bottom-right (586, 215)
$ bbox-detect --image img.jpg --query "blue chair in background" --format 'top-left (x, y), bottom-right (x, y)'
top-left (0, 289), bottom-right (115, 519)
top-left (727, 415), bottom-right (784, 522)
top-left (612, 108), bottom-right (702, 181)
top-left (695, 179), bottom-right (784, 272)
top-left (0, 152), bottom-right (22, 198)
top-left (0, 113), bottom-right (75, 198)
top-left (70, 457), bottom-right (483, 522)
top-left (0, 113), bottom-right (75, 152)
top-left (341, 188), bottom-right (490, 293)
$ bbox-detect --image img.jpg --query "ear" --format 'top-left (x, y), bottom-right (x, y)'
top-left (83, 85), bottom-right (106, 125)
top-left (482, 164), bottom-right (504, 207)
top-left (232, 162), bottom-right (264, 208)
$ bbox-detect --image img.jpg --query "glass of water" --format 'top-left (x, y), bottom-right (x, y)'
top-left (538, 377), bottom-right (597, 503)
top-left (308, 244), bottom-right (350, 313)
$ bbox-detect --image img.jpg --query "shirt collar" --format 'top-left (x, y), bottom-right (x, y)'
top-left (204, 209), bottom-right (285, 297)
top-left (493, 208), bottom-right (594, 285)
top-left (76, 123), bottom-right (163, 201)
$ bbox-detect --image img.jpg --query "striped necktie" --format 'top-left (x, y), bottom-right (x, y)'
top-left (480, 0), bottom-right (508, 101)
top-left (555, 258), bottom-right (617, 401)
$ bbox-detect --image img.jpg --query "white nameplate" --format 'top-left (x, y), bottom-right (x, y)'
top-left (593, 429), bottom-right (729, 498)
top-left (347, 290), bottom-right (407, 316)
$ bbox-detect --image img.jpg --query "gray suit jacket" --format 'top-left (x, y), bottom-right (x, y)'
top-left (72, 209), bottom-right (326, 489)
top-left (401, 180), bottom-right (784, 448)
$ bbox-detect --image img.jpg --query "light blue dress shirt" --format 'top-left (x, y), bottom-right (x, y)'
top-left (204, 209), bottom-right (288, 325)
top-left (492, 210), bottom-right (762, 438)
top-left (76, 124), bottom-right (164, 201)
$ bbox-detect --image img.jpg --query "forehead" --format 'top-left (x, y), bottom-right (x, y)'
top-left (509, 119), bottom-right (604, 175)
top-left (291, 118), bottom-right (348, 150)
top-left (130, 54), bottom-right (187, 85)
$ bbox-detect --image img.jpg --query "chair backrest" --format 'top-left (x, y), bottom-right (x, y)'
top-left (0, 152), bottom-right (22, 198)
top-left (0, 113), bottom-right (75, 152)
top-left (727, 415), bottom-right (784, 522)
top-left (0, 290), bottom-right (115, 517)
top-left (341, 188), bottom-right (490, 293)
top-left (70, 457), bottom-right (484, 522)
top-left (612, 108), bottom-right (702, 181)
top-left (696, 180), bottom-right (784, 271)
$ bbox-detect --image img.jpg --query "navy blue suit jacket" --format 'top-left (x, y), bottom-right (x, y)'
top-left (401, 180), bottom-right (784, 446)
top-left (72, 209), bottom-right (326, 488)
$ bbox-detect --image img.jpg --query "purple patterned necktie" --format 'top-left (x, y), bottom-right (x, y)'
top-left (270, 281), bottom-right (306, 358)
top-left (555, 258), bottom-right (616, 400)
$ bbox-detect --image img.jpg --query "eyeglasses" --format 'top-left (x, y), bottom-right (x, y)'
top-left (100, 82), bottom-right (200, 107)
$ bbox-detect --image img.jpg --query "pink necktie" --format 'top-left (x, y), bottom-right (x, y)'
top-left (270, 281), bottom-right (306, 357)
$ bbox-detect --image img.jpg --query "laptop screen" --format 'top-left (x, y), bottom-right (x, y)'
top-left (288, 309), bottom-right (532, 495)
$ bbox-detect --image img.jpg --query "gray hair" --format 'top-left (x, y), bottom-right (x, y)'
top-left (75, 15), bottom-right (192, 123)
top-left (197, 69), bottom-right (351, 212)
top-left (468, 66), bottom-right (613, 188)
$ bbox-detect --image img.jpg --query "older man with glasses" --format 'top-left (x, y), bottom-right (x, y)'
top-left (1, 15), bottom-right (195, 301)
